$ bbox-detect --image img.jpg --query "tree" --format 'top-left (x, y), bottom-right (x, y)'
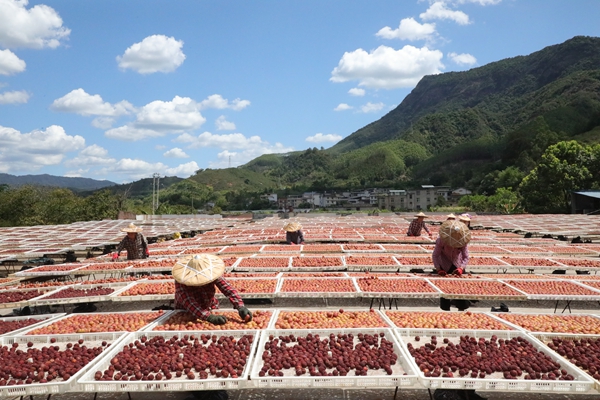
top-left (0, 185), bottom-right (43, 226)
top-left (80, 190), bottom-right (120, 221)
top-left (495, 167), bottom-right (525, 190)
top-left (520, 141), bottom-right (594, 213)
top-left (488, 187), bottom-right (523, 214)
top-left (458, 194), bottom-right (489, 212)
top-left (37, 188), bottom-right (83, 225)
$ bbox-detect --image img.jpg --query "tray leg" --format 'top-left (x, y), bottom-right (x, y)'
top-left (370, 298), bottom-right (374, 309)
top-left (393, 386), bottom-right (399, 400)
top-left (561, 300), bottom-right (572, 314)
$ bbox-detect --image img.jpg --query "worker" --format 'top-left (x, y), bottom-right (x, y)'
top-left (432, 219), bottom-right (471, 311)
top-left (407, 212), bottom-right (432, 237)
top-left (173, 253), bottom-right (252, 400)
top-left (284, 222), bottom-right (305, 244)
top-left (113, 223), bottom-right (149, 260)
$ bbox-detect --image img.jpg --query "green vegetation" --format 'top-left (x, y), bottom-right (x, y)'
top-left (0, 187), bottom-right (121, 227)
top-left (4, 36), bottom-right (600, 222)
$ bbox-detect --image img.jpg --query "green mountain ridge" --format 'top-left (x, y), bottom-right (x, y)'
top-left (331, 35), bottom-right (600, 154)
top-left (216, 35), bottom-right (600, 194)
top-left (0, 173), bottom-right (116, 191)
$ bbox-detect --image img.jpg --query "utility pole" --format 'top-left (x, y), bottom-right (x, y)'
top-left (152, 173), bottom-right (161, 214)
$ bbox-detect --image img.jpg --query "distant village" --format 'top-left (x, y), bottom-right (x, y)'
top-left (263, 185), bottom-right (473, 212)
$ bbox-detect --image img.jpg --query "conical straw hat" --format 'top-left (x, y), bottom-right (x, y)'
top-left (439, 220), bottom-right (471, 248)
top-left (414, 212), bottom-right (428, 218)
top-left (446, 213), bottom-right (456, 220)
top-left (121, 223), bottom-right (143, 233)
top-left (283, 222), bottom-right (302, 232)
top-left (172, 254), bottom-right (225, 286)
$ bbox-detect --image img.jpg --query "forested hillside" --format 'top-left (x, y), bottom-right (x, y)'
top-left (219, 35), bottom-right (600, 205)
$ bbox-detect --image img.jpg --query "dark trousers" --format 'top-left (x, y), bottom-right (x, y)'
top-left (440, 264), bottom-right (470, 311)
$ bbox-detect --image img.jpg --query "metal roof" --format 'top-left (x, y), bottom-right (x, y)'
top-left (572, 191), bottom-right (600, 199)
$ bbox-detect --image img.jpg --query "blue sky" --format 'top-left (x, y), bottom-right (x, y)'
top-left (0, 0), bottom-right (599, 183)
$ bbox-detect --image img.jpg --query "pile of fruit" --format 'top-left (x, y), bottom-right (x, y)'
top-left (0, 338), bottom-right (110, 385)
top-left (257, 331), bottom-right (400, 377)
top-left (274, 310), bottom-right (386, 329)
top-left (154, 310), bottom-right (271, 331)
top-left (407, 334), bottom-right (574, 381)
top-left (496, 314), bottom-right (600, 334)
top-left (28, 311), bottom-right (164, 334)
top-left (93, 334), bottom-right (254, 381)
top-left (280, 278), bottom-right (356, 293)
top-left (385, 311), bottom-right (512, 330)
top-left (118, 282), bottom-right (175, 296)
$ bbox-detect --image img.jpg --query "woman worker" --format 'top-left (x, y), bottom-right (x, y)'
top-left (431, 221), bottom-right (487, 400)
top-left (113, 223), bottom-right (149, 260)
top-left (284, 222), bottom-right (305, 244)
top-left (172, 253), bottom-right (252, 325)
top-left (407, 212), bottom-right (432, 237)
top-left (432, 219), bottom-right (471, 311)
top-left (173, 253), bottom-right (253, 400)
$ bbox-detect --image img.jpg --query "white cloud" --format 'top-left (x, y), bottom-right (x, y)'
top-left (331, 45), bottom-right (444, 89)
top-left (64, 144), bottom-right (115, 168)
top-left (0, 49), bottom-right (26, 75)
top-left (155, 144), bottom-right (166, 150)
top-left (104, 125), bottom-right (166, 141)
top-left (163, 147), bottom-right (189, 158)
top-left (64, 169), bottom-right (88, 178)
top-left (334, 103), bottom-right (353, 111)
top-left (106, 96), bottom-right (206, 141)
top-left (135, 96), bottom-right (205, 130)
top-left (180, 131), bottom-right (259, 150)
top-left (91, 117), bottom-right (115, 129)
top-left (348, 88), bottom-right (365, 97)
top-left (420, 2), bottom-right (470, 25)
top-left (117, 34), bottom-right (185, 74)
top-left (174, 131), bottom-right (294, 168)
top-left (0, 90), bottom-right (29, 104)
top-left (0, 124), bottom-right (84, 173)
top-left (359, 102), bottom-right (385, 113)
top-left (97, 158), bottom-right (199, 180)
top-left (209, 143), bottom-right (293, 169)
top-left (0, 0), bottom-right (70, 49)
top-left (376, 18), bottom-right (436, 41)
top-left (448, 52), bottom-right (477, 66)
top-left (215, 115), bottom-right (236, 130)
top-left (50, 88), bottom-right (135, 116)
top-left (457, 0), bottom-right (501, 5)
top-left (306, 133), bottom-right (343, 143)
top-left (165, 161), bottom-right (198, 177)
top-left (199, 94), bottom-right (250, 111)
top-left (172, 132), bottom-right (195, 143)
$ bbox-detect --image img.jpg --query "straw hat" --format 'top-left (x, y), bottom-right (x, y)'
top-left (121, 223), bottom-right (143, 233)
top-left (414, 212), bottom-right (428, 218)
top-left (283, 222), bottom-right (302, 232)
top-left (458, 213), bottom-right (471, 222)
top-left (439, 220), bottom-right (471, 248)
top-left (446, 213), bottom-right (456, 220)
top-left (172, 254), bottom-right (225, 286)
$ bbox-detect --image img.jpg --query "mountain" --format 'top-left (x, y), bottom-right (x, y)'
top-left (330, 35), bottom-right (600, 155)
top-left (222, 35), bottom-right (600, 192)
top-left (92, 176), bottom-right (184, 198)
top-left (0, 173), bottom-right (117, 191)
